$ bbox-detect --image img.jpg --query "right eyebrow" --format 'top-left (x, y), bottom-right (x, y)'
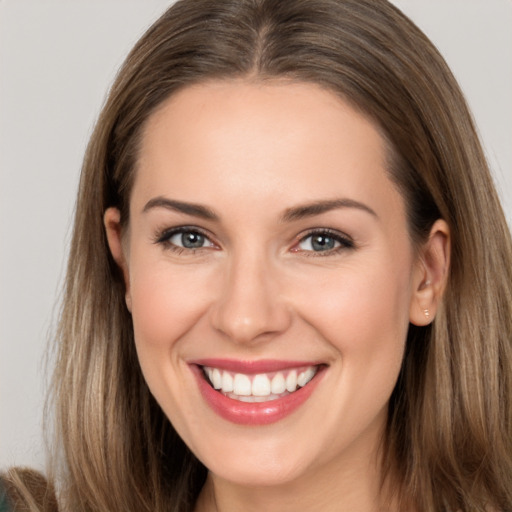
top-left (142, 196), bottom-right (219, 221)
top-left (281, 198), bottom-right (377, 222)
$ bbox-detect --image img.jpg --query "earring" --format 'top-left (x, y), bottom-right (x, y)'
top-left (424, 309), bottom-right (430, 319)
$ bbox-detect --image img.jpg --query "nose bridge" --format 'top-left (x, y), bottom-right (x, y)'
top-left (211, 244), bottom-right (291, 344)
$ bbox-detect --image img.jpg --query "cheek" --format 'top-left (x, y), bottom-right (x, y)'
top-left (126, 256), bottom-right (218, 433)
top-left (302, 260), bottom-right (410, 336)
top-left (294, 251), bottom-right (413, 385)
top-left (128, 255), bottom-right (215, 359)
top-left (286, 256), bottom-right (413, 452)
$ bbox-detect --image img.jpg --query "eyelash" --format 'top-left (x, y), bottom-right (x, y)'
top-left (153, 226), bottom-right (355, 256)
top-left (293, 229), bottom-right (355, 257)
top-left (154, 226), bottom-right (215, 255)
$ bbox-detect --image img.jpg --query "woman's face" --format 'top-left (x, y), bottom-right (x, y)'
top-left (106, 81), bottom-right (434, 488)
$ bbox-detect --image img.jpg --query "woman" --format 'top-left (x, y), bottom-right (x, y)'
top-left (3, 0), bottom-right (511, 510)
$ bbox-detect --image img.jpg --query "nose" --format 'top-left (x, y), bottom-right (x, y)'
top-left (210, 252), bottom-right (292, 345)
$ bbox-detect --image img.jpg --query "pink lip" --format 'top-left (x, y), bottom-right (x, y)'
top-left (190, 361), bottom-right (326, 426)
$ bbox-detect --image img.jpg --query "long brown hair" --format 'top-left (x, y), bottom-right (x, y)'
top-left (4, 1), bottom-right (512, 510)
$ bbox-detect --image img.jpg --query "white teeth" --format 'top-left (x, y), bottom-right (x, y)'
top-left (297, 367), bottom-right (316, 387)
top-left (271, 373), bottom-right (286, 394)
top-left (222, 371), bottom-right (234, 392)
top-left (227, 393), bottom-right (283, 402)
top-left (203, 365), bottom-right (318, 400)
top-left (286, 370), bottom-right (298, 392)
top-left (233, 373), bottom-right (252, 396)
top-left (236, 395), bottom-right (273, 403)
top-left (212, 368), bottom-right (222, 389)
top-left (236, 396), bottom-right (257, 403)
top-left (252, 374), bottom-right (271, 396)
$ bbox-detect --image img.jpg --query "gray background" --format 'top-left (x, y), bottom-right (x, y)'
top-left (1, 0), bottom-right (511, 471)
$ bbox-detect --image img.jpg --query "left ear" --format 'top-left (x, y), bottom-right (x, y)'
top-left (409, 219), bottom-right (451, 326)
top-left (104, 207), bottom-right (132, 312)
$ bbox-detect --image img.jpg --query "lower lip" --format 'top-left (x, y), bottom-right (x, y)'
top-left (191, 365), bottom-right (325, 425)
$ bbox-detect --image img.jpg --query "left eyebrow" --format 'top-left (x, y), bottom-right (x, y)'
top-left (142, 196), bottom-right (219, 220)
top-left (281, 198), bottom-right (377, 222)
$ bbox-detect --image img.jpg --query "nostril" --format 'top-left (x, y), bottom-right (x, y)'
top-left (210, 296), bottom-right (292, 345)
top-left (207, 256), bottom-right (292, 343)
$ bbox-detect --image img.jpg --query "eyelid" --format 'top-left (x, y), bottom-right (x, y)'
top-left (153, 225), bottom-right (354, 256)
top-left (291, 228), bottom-right (355, 254)
top-left (154, 225), bottom-right (217, 249)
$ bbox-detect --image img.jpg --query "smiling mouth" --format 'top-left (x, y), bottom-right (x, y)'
top-left (201, 365), bottom-right (320, 403)
top-left (192, 360), bottom-right (327, 424)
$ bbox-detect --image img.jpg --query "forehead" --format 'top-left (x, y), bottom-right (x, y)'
top-left (133, 80), bottom-right (403, 223)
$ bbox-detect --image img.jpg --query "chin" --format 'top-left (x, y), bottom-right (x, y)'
top-left (190, 429), bottom-right (323, 488)
top-left (207, 456), bottom-right (307, 488)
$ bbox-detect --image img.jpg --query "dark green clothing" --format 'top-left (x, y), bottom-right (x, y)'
top-left (0, 482), bottom-right (11, 512)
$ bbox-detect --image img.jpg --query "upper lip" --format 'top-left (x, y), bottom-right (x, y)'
top-left (189, 358), bottom-right (324, 374)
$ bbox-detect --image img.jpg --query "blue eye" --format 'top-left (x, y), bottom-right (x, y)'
top-left (170, 231), bottom-right (207, 249)
top-left (156, 228), bottom-right (215, 251)
top-left (297, 231), bottom-right (353, 253)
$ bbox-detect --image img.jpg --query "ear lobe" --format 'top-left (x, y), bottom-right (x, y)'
top-left (104, 207), bottom-right (132, 312)
top-left (409, 219), bottom-right (450, 326)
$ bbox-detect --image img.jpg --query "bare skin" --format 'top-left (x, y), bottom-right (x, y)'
top-left (104, 80), bottom-right (449, 512)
